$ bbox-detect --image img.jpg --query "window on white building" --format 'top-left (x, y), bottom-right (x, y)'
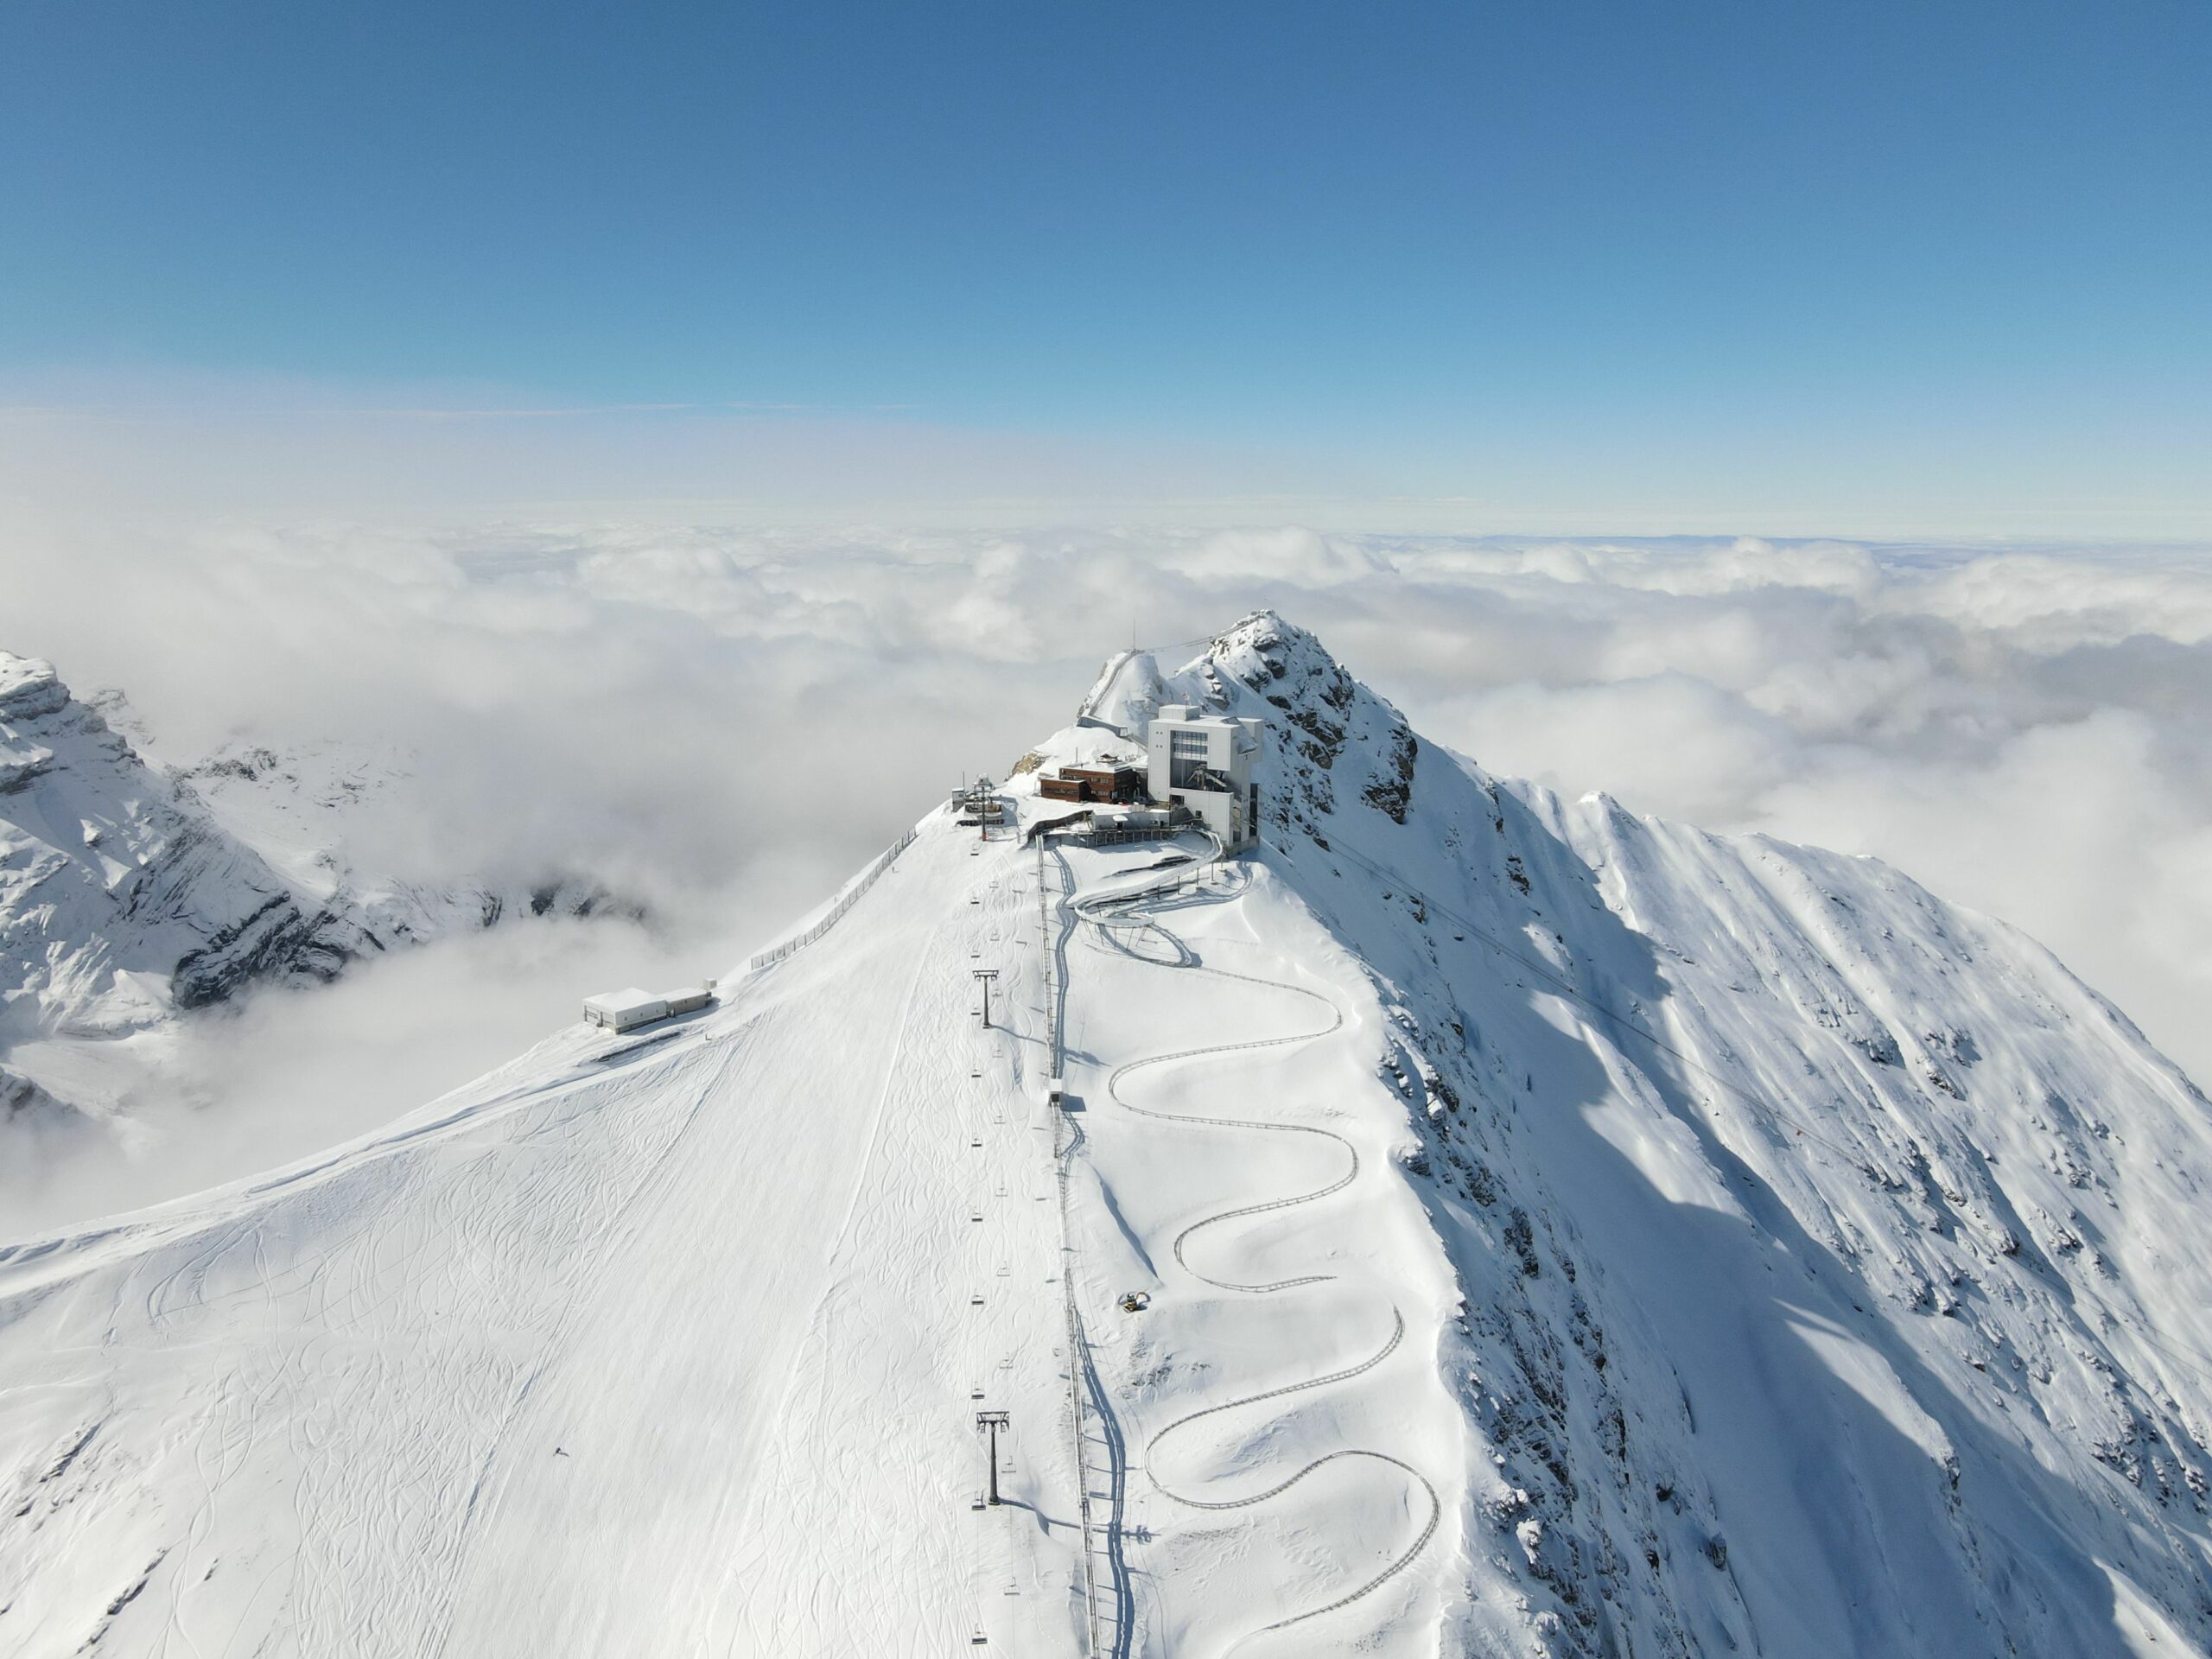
top-left (1168, 729), bottom-right (1211, 790)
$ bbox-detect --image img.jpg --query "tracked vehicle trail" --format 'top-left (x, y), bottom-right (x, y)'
top-left (1071, 858), bottom-right (1440, 1647)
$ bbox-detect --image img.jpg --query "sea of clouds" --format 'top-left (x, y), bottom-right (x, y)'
top-left (4, 520), bottom-right (2209, 1232)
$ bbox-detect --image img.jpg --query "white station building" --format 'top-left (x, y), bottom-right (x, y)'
top-left (1146, 705), bottom-right (1263, 851)
top-left (582, 983), bottom-right (715, 1033)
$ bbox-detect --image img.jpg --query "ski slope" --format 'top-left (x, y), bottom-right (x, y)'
top-left (7, 609), bottom-right (2212, 1658)
top-left (1049, 843), bottom-right (1460, 1655)
top-left (1, 817), bottom-right (1096, 1655)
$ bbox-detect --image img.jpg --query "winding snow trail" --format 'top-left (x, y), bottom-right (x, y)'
top-left (1072, 860), bottom-right (1440, 1649)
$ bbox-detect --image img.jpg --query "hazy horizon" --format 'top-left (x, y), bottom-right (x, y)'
top-left (8, 518), bottom-right (2210, 1235)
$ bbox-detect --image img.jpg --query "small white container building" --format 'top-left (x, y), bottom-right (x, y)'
top-left (1146, 705), bottom-right (1263, 851)
top-left (581, 979), bottom-right (718, 1033)
top-left (582, 988), bottom-right (669, 1032)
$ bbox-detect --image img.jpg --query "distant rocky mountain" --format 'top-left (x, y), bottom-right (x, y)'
top-left (0, 650), bottom-right (625, 1122)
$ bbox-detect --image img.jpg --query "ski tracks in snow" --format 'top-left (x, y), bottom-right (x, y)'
top-left (1073, 861), bottom-right (1440, 1651)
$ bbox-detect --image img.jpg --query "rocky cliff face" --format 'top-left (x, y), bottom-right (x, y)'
top-left (1, 652), bottom-right (627, 1118)
top-left (1128, 613), bottom-right (2212, 1656)
top-left (0, 652), bottom-right (377, 1046)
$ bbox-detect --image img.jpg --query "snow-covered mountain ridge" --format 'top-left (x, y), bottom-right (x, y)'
top-left (0, 651), bottom-right (373, 1042)
top-left (0, 649), bottom-right (622, 1128)
top-left (2, 613), bottom-right (2208, 1657)
top-left (1109, 613), bottom-right (2212, 1655)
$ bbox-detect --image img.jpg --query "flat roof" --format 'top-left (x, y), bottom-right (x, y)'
top-left (583, 988), bottom-right (665, 1014)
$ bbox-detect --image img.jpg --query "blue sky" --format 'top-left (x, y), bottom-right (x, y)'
top-left (3, 1), bottom-right (2207, 528)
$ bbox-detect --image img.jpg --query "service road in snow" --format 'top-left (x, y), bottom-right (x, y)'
top-left (1049, 836), bottom-right (1465, 1658)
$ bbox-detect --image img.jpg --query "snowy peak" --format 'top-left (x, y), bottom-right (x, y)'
top-left (0, 652), bottom-right (67, 708)
top-left (171, 733), bottom-right (623, 938)
top-left (1190, 610), bottom-right (1424, 829)
top-left (5, 619), bottom-right (2212, 1658)
top-left (1055, 615), bottom-right (2212, 1653)
top-left (1091, 610), bottom-right (1424, 836)
top-left (0, 654), bottom-right (72, 791)
top-left (0, 648), bottom-right (360, 1043)
top-left (0, 650), bottom-right (624, 1125)
top-left (1, 652), bottom-right (130, 797)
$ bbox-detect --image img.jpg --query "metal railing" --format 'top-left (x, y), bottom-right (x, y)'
top-left (1039, 841), bottom-right (1110, 1656)
top-left (1076, 823), bottom-right (1187, 848)
top-left (745, 828), bottom-right (917, 973)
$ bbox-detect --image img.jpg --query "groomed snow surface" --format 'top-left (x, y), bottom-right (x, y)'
top-left (7, 611), bottom-right (2212, 1657)
top-left (0, 812), bottom-right (1456, 1654)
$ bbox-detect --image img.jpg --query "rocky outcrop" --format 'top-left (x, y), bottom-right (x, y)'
top-left (1135, 613), bottom-right (2212, 1656)
top-left (3, 651), bottom-right (339, 1042)
top-left (1200, 611), bottom-right (1427, 841)
top-left (0, 1062), bottom-right (64, 1122)
top-left (0, 652), bottom-right (622, 1066)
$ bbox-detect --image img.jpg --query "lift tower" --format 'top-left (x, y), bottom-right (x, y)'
top-left (975, 1411), bottom-right (1010, 1506)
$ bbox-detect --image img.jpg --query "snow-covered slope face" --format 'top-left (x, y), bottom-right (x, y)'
top-left (3, 613), bottom-right (2209, 1659)
top-left (172, 734), bottom-right (620, 940)
top-left (0, 816), bottom-right (1088, 1657)
top-left (1125, 612), bottom-right (2212, 1656)
top-left (0, 652), bottom-right (373, 1046)
top-left (1, 651), bottom-right (626, 1143)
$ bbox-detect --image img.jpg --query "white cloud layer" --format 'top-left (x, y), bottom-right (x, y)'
top-left (4, 519), bottom-right (2209, 1233)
